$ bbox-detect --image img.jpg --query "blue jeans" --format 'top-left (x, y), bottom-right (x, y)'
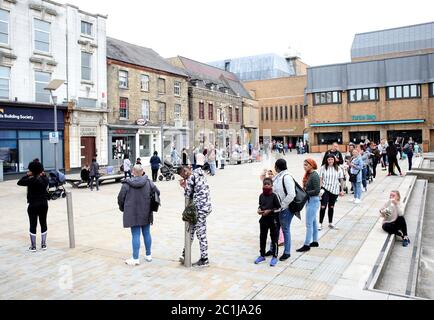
top-left (209, 161), bottom-right (216, 175)
top-left (279, 208), bottom-right (294, 255)
top-left (131, 225), bottom-right (152, 259)
top-left (362, 167), bottom-right (368, 189)
top-left (304, 196), bottom-right (320, 245)
top-left (352, 182), bottom-right (362, 200)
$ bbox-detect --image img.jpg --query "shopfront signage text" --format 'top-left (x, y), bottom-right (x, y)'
top-left (352, 114), bottom-right (376, 121)
top-left (136, 118), bottom-right (148, 126)
top-left (0, 110), bottom-right (34, 121)
top-left (80, 127), bottom-right (97, 137)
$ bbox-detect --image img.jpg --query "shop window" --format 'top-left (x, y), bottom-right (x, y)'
top-left (317, 132), bottom-right (343, 145)
top-left (0, 139), bottom-right (18, 173)
top-left (139, 135), bottom-right (151, 157)
top-left (19, 140), bottom-right (41, 172)
top-left (42, 131), bottom-right (64, 171)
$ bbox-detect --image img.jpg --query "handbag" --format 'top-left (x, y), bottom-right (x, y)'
top-left (349, 170), bottom-right (360, 183)
top-left (148, 180), bottom-right (160, 212)
top-left (182, 199), bottom-right (198, 224)
top-left (282, 174), bottom-right (308, 217)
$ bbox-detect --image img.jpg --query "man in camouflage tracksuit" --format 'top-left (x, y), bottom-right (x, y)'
top-left (182, 153), bottom-right (212, 267)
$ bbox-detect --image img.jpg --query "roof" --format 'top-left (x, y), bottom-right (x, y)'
top-left (176, 56), bottom-right (252, 99)
top-left (106, 37), bottom-right (188, 77)
top-left (351, 22), bottom-right (434, 59)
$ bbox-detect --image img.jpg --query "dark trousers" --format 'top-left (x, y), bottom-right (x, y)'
top-left (372, 157), bottom-right (379, 178)
top-left (260, 216), bottom-right (279, 257)
top-left (407, 153), bottom-right (413, 171)
top-left (388, 156), bottom-right (401, 175)
top-left (362, 167), bottom-right (368, 189)
top-left (124, 170), bottom-right (132, 179)
top-left (320, 190), bottom-right (338, 224)
top-left (28, 202), bottom-right (48, 234)
top-left (382, 216), bottom-right (408, 237)
top-left (90, 175), bottom-right (99, 190)
top-left (151, 168), bottom-right (159, 182)
top-left (381, 154), bottom-right (388, 168)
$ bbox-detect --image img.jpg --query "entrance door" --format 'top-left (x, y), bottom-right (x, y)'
top-left (81, 137), bottom-right (96, 167)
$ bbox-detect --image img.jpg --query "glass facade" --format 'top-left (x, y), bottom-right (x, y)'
top-left (0, 130), bottom-right (64, 174)
top-left (316, 132), bottom-right (343, 145)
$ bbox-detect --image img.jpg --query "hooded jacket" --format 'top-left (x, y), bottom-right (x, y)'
top-left (117, 176), bottom-right (160, 228)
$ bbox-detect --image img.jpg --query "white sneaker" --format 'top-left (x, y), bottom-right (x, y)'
top-left (145, 255), bottom-right (152, 262)
top-left (349, 198), bottom-right (355, 202)
top-left (125, 258), bottom-right (140, 266)
top-left (318, 223), bottom-right (323, 231)
top-left (354, 199), bottom-right (361, 204)
top-left (329, 223), bottom-right (339, 230)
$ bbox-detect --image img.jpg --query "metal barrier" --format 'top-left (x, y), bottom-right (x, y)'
top-left (65, 191), bottom-right (75, 248)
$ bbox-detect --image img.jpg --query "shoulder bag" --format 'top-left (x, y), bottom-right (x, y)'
top-left (282, 174), bottom-right (308, 217)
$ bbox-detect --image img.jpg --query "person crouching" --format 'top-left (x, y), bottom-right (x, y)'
top-left (255, 178), bottom-right (281, 267)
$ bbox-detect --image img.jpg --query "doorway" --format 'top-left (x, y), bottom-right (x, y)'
top-left (80, 137), bottom-right (95, 167)
top-left (430, 130), bottom-right (434, 152)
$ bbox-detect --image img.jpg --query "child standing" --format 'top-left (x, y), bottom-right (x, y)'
top-left (255, 178), bottom-right (281, 267)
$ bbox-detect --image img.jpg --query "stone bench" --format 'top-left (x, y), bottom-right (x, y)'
top-left (66, 173), bottom-right (124, 188)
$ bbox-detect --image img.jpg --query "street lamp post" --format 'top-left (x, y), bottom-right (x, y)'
top-left (45, 79), bottom-right (65, 171)
top-left (160, 105), bottom-right (164, 161)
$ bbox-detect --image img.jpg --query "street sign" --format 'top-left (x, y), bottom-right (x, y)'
top-left (49, 132), bottom-right (59, 144)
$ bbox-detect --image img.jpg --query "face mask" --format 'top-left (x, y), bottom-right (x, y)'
top-left (263, 186), bottom-right (272, 195)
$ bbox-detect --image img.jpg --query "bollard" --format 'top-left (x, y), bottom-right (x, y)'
top-left (65, 191), bottom-right (75, 248)
top-left (184, 196), bottom-right (192, 267)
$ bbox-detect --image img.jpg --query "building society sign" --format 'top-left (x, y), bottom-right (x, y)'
top-left (0, 108), bottom-right (34, 121)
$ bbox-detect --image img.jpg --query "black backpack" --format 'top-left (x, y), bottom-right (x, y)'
top-left (282, 174), bottom-right (309, 214)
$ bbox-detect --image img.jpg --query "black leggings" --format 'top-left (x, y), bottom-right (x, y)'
top-left (260, 216), bottom-right (279, 257)
top-left (320, 190), bottom-right (338, 224)
top-left (382, 216), bottom-right (408, 237)
top-left (28, 202), bottom-right (48, 234)
top-left (388, 156), bottom-right (401, 175)
top-left (372, 157), bottom-right (379, 178)
top-left (151, 168), bottom-right (159, 182)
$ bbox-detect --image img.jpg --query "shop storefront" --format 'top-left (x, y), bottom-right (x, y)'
top-left (108, 127), bottom-right (137, 166)
top-left (0, 104), bottom-right (65, 177)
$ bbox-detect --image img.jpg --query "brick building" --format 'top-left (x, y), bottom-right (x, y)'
top-left (106, 38), bottom-right (189, 165)
top-left (306, 22), bottom-right (434, 153)
top-left (167, 56), bottom-right (257, 151)
top-left (244, 75), bottom-right (308, 146)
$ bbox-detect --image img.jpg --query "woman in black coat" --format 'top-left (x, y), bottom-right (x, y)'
top-left (17, 160), bottom-right (49, 251)
top-left (386, 141), bottom-right (402, 176)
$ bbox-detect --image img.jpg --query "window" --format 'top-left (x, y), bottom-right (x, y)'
top-left (285, 106), bottom-right (288, 120)
top-left (119, 98), bottom-right (128, 119)
top-left (0, 66), bottom-right (10, 99)
top-left (0, 9), bottom-right (9, 45)
top-left (387, 84), bottom-right (421, 100)
top-left (208, 103), bottom-right (213, 120)
top-left (295, 105), bottom-right (298, 120)
top-left (140, 74), bottom-right (149, 91)
top-left (199, 102), bottom-right (204, 119)
top-left (270, 106), bottom-right (273, 121)
top-left (35, 71), bottom-right (51, 103)
top-left (142, 100), bottom-right (150, 120)
top-left (275, 107), bottom-right (278, 120)
top-left (34, 19), bottom-right (50, 53)
top-left (225, 61), bottom-right (230, 71)
top-left (158, 78), bottom-right (166, 94)
top-left (174, 81), bottom-right (181, 96)
top-left (265, 107), bottom-right (269, 121)
top-left (119, 70), bottom-right (128, 88)
top-left (81, 52), bottom-right (92, 81)
top-left (430, 83), bottom-right (434, 97)
top-left (235, 108), bottom-right (239, 122)
top-left (261, 108), bottom-right (264, 121)
top-left (159, 102), bottom-right (166, 122)
top-left (290, 105), bottom-right (293, 119)
top-left (229, 107), bottom-right (233, 122)
top-left (304, 105), bottom-right (308, 116)
top-left (174, 104), bottom-right (181, 119)
top-left (313, 91), bottom-right (341, 105)
top-left (300, 105), bottom-right (304, 119)
top-left (280, 106), bottom-right (283, 120)
top-left (81, 21), bottom-right (93, 36)
top-left (317, 132), bottom-right (343, 145)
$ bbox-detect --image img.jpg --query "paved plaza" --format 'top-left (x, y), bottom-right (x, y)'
top-left (0, 152), bottom-right (417, 300)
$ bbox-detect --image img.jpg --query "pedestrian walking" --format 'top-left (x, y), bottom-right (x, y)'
top-left (272, 159), bottom-right (296, 261)
top-left (296, 159), bottom-right (321, 252)
top-left (150, 151), bottom-right (161, 182)
top-left (403, 142), bottom-right (414, 171)
top-left (378, 139), bottom-right (389, 171)
top-left (386, 141), bottom-right (403, 176)
top-left (380, 190), bottom-right (410, 247)
top-left (17, 160), bottom-right (49, 251)
top-left (319, 154), bottom-right (345, 229)
top-left (348, 149), bottom-right (363, 204)
top-left (254, 177), bottom-right (281, 266)
top-left (179, 154), bottom-right (212, 267)
top-left (360, 145), bottom-right (370, 192)
top-left (208, 145), bottom-right (217, 176)
top-left (118, 165), bottom-right (160, 265)
top-left (123, 155), bottom-right (132, 179)
top-left (182, 148), bottom-right (189, 166)
top-left (89, 158), bottom-right (100, 191)
top-left (369, 142), bottom-right (381, 179)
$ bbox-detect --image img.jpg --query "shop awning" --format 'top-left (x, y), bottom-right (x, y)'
top-left (310, 119), bottom-right (425, 127)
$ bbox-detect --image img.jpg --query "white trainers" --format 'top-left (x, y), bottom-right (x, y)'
top-left (354, 199), bottom-right (361, 204)
top-left (145, 255), bottom-right (152, 262)
top-left (125, 258), bottom-right (140, 266)
top-left (318, 223), bottom-right (323, 231)
top-left (329, 223), bottom-right (339, 230)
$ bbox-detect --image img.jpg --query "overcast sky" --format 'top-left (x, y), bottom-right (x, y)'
top-left (59, 0), bottom-right (433, 67)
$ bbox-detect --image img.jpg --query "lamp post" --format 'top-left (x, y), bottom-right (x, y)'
top-left (160, 104), bottom-right (164, 161)
top-left (44, 79), bottom-right (65, 171)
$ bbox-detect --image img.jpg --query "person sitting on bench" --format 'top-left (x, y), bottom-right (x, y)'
top-left (80, 164), bottom-right (90, 188)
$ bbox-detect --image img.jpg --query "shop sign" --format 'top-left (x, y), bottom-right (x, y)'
top-left (112, 129), bottom-right (136, 135)
top-left (352, 114), bottom-right (376, 121)
top-left (0, 106), bottom-right (64, 129)
top-left (80, 127), bottom-right (97, 137)
top-left (137, 118), bottom-right (147, 126)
